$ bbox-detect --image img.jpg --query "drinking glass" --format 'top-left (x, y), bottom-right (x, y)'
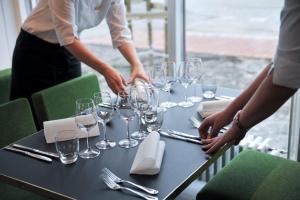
top-left (144, 107), bottom-right (164, 132)
top-left (94, 92), bottom-right (116, 150)
top-left (55, 130), bottom-right (79, 164)
top-left (160, 61), bottom-right (177, 108)
top-left (75, 98), bottom-right (100, 159)
top-left (130, 84), bottom-right (150, 140)
top-left (116, 91), bottom-right (138, 148)
top-left (148, 65), bottom-right (168, 111)
top-left (201, 73), bottom-right (218, 99)
top-left (187, 58), bottom-right (203, 102)
top-left (178, 61), bottom-right (194, 107)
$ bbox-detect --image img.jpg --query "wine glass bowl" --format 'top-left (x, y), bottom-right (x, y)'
top-left (159, 62), bottom-right (178, 109)
top-left (75, 98), bottom-right (100, 159)
top-left (116, 91), bottom-right (138, 148)
top-left (177, 61), bottom-right (194, 108)
top-left (130, 84), bottom-right (150, 140)
top-left (94, 92), bottom-right (116, 150)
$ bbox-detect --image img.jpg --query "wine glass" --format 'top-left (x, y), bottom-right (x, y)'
top-left (130, 84), bottom-right (150, 140)
top-left (187, 58), bottom-right (203, 102)
top-left (177, 61), bottom-right (194, 107)
top-left (75, 98), bottom-right (100, 159)
top-left (160, 61), bottom-right (177, 108)
top-left (116, 90), bottom-right (138, 148)
top-left (149, 65), bottom-right (167, 89)
top-left (149, 65), bottom-right (167, 111)
top-left (94, 92), bottom-right (116, 150)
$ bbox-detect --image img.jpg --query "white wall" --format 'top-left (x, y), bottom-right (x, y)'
top-left (0, 0), bottom-right (22, 70)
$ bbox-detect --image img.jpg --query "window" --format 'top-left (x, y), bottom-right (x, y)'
top-left (185, 0), bottom-right (289, 155)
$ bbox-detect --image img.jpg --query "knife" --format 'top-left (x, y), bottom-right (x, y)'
top-left (12, 144), bottom-right (59, 159)
top-left (5, 146), bottom-right (53, 162)
top-left (167, 130), bottom-right (201, 140)
top-left (159, 131), bottom-right (202, 145)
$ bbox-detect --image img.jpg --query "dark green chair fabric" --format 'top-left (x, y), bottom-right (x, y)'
top-left (0, 98), bottom-right (36, 148)
top-left (0, 68), bottom-right (11, 104)
top-left (197, 150), bottom-right (300, 200)
top-left (0, 98), bottom-right (47, 200)
top-left (31, 74), bottom-right (100, 129)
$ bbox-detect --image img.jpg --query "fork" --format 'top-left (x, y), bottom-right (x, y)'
top-left (101, 174), bottom-right (158, 200)
top-left (189, 116), bottom-right (229, 133)
top-left (102, 168), bottom-right (158, 195)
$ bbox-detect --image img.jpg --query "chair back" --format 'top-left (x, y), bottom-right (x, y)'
top-left (31, 74), bottom-right (100, 129)
top-left (0, 98), bottom-right (37, 148)
top-left (0, 68), bottom-right (11, 104)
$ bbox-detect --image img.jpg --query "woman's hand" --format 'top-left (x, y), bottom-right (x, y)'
top-left (127, 65), bottom-right (150, 84)
top-left (201, 125), bottom-right (246, 154)
top-left (103, 67), bottom-right (127, 94)
top-left (198, 110), bottom-right (232, 139)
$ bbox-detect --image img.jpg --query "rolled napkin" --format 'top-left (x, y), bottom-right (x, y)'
top-left (130, 132), bottom-right (165, 175)
top-left (197, 99), bottom-right (233, 118)
top-left (43, 117), bottom-right (100, 143)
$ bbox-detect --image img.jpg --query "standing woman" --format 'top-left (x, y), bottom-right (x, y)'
top-left (10, 0), bottom-right (148, 100)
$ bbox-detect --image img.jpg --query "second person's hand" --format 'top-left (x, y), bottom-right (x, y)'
top-left (198, 111), bottom-right (233, 139)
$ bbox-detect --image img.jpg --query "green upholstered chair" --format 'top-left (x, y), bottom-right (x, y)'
top-left (197, 150), bottom-right (300, 200)
top-left (31, 74), bottom-right (100, 129)
top-left (0, 68), bottom-right (11, 104)
top-left (0, 98), bottom-right (36, 148)
top-left (0, 98), bottom-right (47, 200)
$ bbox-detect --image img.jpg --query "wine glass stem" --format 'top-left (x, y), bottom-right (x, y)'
top-left (102, 121), bottom-right (107, 141)
top-left (126, 120), bottom-right (130, 140)
top-left (138, 112), bottom-right (143, 133)
top-left (86, 129), bottom-right (90, 150)
top-left (184, 87), bottom-right (188, 102)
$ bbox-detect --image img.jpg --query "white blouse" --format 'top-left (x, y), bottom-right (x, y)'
top-left (22, 0), bottom-right (132, 48)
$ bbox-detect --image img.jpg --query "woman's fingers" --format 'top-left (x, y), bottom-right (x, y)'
top-left (198, 119), bottom-right (211, 139)
top-left (202, 138), bottom-right (219, 150)
top-left (206, 136), bottom-right (225, 154)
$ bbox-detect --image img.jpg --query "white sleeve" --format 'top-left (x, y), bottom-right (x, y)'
top-left (106, 0), bottom-right (132, 49)
top-left (48, 0), bottom-right (78, 46)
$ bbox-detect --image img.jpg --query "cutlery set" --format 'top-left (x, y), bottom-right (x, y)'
top-left (158, 116), bottom-right (229, 145)
top-left (4, 144), bottom-right (58, 162)
top-left (101, 168), bottom-right (158, 200)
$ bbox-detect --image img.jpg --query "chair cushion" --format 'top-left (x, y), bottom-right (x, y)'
top-left (31, 74), bottom-right (100, 129)
top-left (197, 150), bottom-right (300, 200)
top-left (0, 98), bottom-right (36, 148)
top-left (0, 68), bottom-right (11, 104)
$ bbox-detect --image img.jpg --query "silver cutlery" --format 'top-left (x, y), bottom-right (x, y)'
top-left (102, 168), bottom-right (158, 195)
top-left (101, 174), bottom-right (158, 200)
top-left (5, 146), bottom-right (52, 162)
top-left (215, 95), bottom-right (234, 100)
top-left (159, 131), bottom-right (202, 145)
top-left (189, 116), bottom-right (229, 133)
top-left (167, 130), bottom-right (200, 140)
top-left (12, 144), bottom-right (59, 159)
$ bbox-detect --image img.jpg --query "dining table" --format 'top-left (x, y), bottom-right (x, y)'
top-left (0, 84), bottom-right (239, 200)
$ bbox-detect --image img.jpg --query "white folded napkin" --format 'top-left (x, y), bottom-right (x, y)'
top-left (130, 132), bottom-right (165, 175)
top-left (197, 99), bottom-right (233, 118)
top-left (43, 117), bottom-right (100, 143)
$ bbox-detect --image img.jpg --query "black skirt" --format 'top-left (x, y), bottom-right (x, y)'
top-left (10, 29), bottom-right (81, 100)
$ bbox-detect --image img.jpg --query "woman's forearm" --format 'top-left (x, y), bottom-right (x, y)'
top-left (240, 73), bottom-right (296, 129)
top-left (65, 39), bottom-right (111, 74)
top-left (118, 42), bottom-right (142, 69)
top-left (65, 39), bottom-right (126, 93)
top-left (225, 63), bottom-right (273, 119)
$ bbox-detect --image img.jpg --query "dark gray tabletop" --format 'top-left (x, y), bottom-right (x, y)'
top-left (0, 85), bottom-right (239, 200)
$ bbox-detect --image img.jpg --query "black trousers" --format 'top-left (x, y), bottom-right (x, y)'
top-left (10, 29), bottom-right (81, 100)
